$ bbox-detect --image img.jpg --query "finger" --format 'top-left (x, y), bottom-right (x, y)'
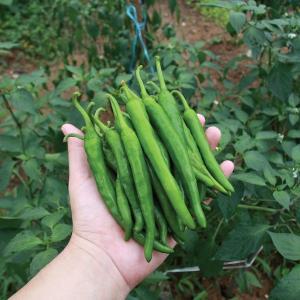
top-left (205, 126), bottom-right (221, 150)
top-left (197, 113), bottom-right (205, 126)
top-left (61, 124), bottom-right (92, 183)
top-left (220, 160), bottom-right (234, 177)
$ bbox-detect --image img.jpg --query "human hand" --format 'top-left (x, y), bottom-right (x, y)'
top-left (61, 114), bottom-right (234, 293)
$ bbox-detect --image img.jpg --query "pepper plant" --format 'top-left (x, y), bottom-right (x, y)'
top-left (1, 0), bottom-right (300, 298)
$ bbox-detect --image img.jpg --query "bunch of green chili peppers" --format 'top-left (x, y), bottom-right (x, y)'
top-left (65, 57), bottom-right (234, 262)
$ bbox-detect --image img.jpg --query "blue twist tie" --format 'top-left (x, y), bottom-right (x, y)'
top-left (126, 3), bottom-right (154, 74)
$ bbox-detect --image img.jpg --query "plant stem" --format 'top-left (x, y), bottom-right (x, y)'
top-left (12, 170), bottom-right (32, 197)
top-left (238, 204), bottom-right (278, 213)
top-left (3, 94), bottom-right (26, 154)
top-left (212, 218), bottom-right (224, 242)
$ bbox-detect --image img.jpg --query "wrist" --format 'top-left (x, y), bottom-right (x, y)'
top-left (65, 233), bottom-right (130, 299)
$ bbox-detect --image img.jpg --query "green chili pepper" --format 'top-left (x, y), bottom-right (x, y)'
top-left (115, 177), bottom-right (133, 240)
top-left (102, 143), bottom-right (118, 172)
top-left (154, 57), bottom-right (225, 195)
top-left (182, 120), bottom-right (229, 194)
top-left (198, 182), bottom-right (207, 201)
top-left (148, 164), bottom-right (185, 243)
top-left (71, 93), bottom-right (121, 223)
top-left (133, 232), bottom-right (173, 254)
top-left (93, 113), bottom-right (144, 233)
top-left (154, 206), bottom-right (168, 245)
top-left (108, 94), bottom-right (155, 262)
top-left (122, 76), bottom-right (195, 230)
top-left (174, 91), bottom-right (235, 193)
top-left (154, 56), bottom-right (187, 144)
top-left (136, 66), bottom-right (206, 228)
top-left (119, 82), bottom-right (170, 167)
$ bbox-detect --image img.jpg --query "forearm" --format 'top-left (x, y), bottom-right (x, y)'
top-left (10, 234), bottom-right (130, 300)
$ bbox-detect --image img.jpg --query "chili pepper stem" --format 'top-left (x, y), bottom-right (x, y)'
top-left (86, 102), bottom-right (95, 115)
top-left (93, 109), bottom-right (109, 133)
top-left (121, 81), bottom-right (141, 102)
top-left (72, 93), bottom-right (94, 129)
top-left (238, 204), bottom-right (278, 213)
top-left (155, 56), bottom-right (167, 91)
top-left (107, 94), bottom-right (127, 129)
top-left (136, 65), bottom-right (149, 98)
top-left (146, 81), bottom-right (160, 93)
top-left (172, 90), bottom-right (190, 111)
top-left (63, 133), bottom-right (84, 142)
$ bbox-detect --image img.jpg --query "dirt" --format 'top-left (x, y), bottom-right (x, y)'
top-left (1, 0), bottom-right (249, 84)
top-left (154, 0), bottom-right (250, 86)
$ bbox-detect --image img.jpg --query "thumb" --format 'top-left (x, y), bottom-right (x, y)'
top-left (61, 124), bottom-right (92, 185)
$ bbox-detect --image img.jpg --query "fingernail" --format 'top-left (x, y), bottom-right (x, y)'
top-left (197, 114), bottom-right (205, 126)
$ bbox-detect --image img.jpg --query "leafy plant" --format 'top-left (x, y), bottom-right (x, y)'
top-left (1, 0), bottom-right (300, 298)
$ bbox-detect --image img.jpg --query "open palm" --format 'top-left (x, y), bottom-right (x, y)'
top-left (61, 114), bottom-right (234, 289)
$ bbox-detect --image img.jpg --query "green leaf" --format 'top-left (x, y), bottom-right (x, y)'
top-left (30, 248), bottom-right (58, 276)
top-left (243, 27), bottom-right (265, 58)
top-left (44, 152), bottom-right (68, 167)
top-left (0, 216), bottom-right (22, 229)
top-left (54, 78), bottom-right (77, 95)
top-left (269, 232), bottom-right (300, 261)
top-left (18, 207), bottom-right (50, 221)
top-left (236, 271), bottom-right (262, 293)
top-left (41, 211), bottom-right (65, 229)
top-left (0, 159), bottom-right (15, 192)
top-left (215, 225), bottom-right (269, 261)
top-left (135, 286), bottom-right (159, 300)
top-left (0, 42), bottom-right (18, 49)
top-left (197, 239), bottom-right (223, 277)
top-left (232, 173), bottom-right (266, 186)
top-left (267, 63), bottom-right (293, 101)
top-left (273, 191), bottom-right (290, 210)
top-left (65, 65), bottom-right (83, 76)
top-left (264, 166), bottom-right (277, 186)
top-left (268, 152), bottom-right (284, 165)
top-left (270, 265), bottom-right (300, 300)
top-left (0, 135), bottom-right (22, 153)
top-left (291, 145), bottom-right (300, 162)
top-left (0, 0), bottom-right (13, 5)
top-left (216, 182), bottom-right (243, 220)
top-left (99, 68), bottom-right (116, 77)
top-left (0, 75), bottom-right (14, 89)
top-left (283, 141), bottom-right (296, 157)
top-left (229, 11), bottom-right (246, 33)
top-left (115, 73), bottom-right (132, 87)
top-left (86, 20), bottom-right (100, 40)
top-left (23, 159), bottom-right (41, 182)
top-left (168, 0), bottom-right (177, 14)
top-left (4, 231), bottom-right (43, 256)
top-left (87, 78), bottom-right (102, 92)
top-left (234, 109), bottom-right (249, 124)
top-left (51, 224), bottom-right (72, 242)
top-left (256, 131), bottom-right (278, 140)
top-left (288, 130), bottom-right (300, 139)
top-left (143, 271), bottom-right (169, 285)
top-left (93, 91), bottom-right (108, 108)
top-left (244, 151), bottom-right (269, 171)
top-left (234, 133), bottom-right (255, 153)
top-left (16, 70), bottom-right (46, 86)
top-left (288, 94), bottom-right (300, 107)
top-left (199, 1), bottom-right (234, 9)
top-left (10, 89), bottom-right (36, 114)
top-left (262, 106), bottom-right (278, 116)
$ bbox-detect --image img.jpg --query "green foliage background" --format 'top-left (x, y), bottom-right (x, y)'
top-left (1, 0), bottom-right (300, 299)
